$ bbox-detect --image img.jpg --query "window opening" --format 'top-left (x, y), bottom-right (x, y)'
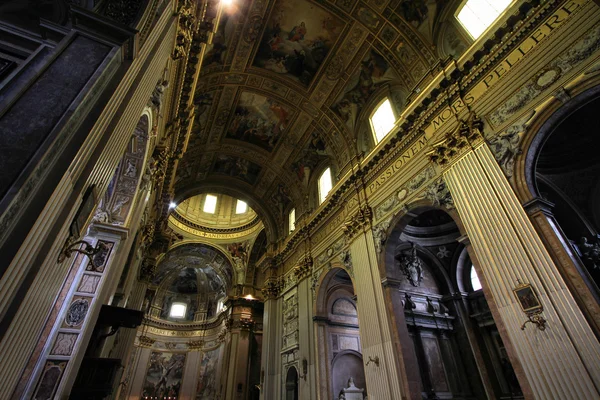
top-left (471, 265), bottom-right (482, 291)
top-left (236, 199), bottom-right (247, 214)
top-left (370, 98), bottom-right (396, 143)
top-left (457, 0), bottom-right (512, 39)
top-left (170, 302), bottom-right (187, 318)
top-left (318, 168), bottom-right (332, 204)
top-left (203, 194), bottom-right (218, 213)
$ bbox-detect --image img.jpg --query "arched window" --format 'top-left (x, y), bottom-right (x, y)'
top-left (203, 194), bottom-right (218, 213)
top-left (457, 0), bottom-right (512, 39)
top-left (169, 302), bottom-right (187, 318)
top-left (289, 208), bottom-right (296, 234)
top-left (470, 265), bottom-right (482, 291)
top-left (235, 199), bottom-right (247, 214)
top-left (318, 167), bottom-right (332, 204)
top-left (370, 98), bottom-right (396, 144)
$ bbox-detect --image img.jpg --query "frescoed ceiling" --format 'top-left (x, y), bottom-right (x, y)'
top-left (175, 0), bottom-right (463, 238)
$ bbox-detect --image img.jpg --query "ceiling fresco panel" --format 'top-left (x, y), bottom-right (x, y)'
top-left (212, 154), bottom-right (262, 185)
top-left (225, 91), bottom-right (292, 152)
top-left (252, 0), bottom-right (345, 87)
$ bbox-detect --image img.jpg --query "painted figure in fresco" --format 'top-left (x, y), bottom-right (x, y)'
top-left (253, 0), bottom-right (342, 86)
top-left (154, 356), bottom-right (181, 396)
top-left (288, 21), bottom-right (307, 41)
top-left (398, 0), bottom-right (429, 25)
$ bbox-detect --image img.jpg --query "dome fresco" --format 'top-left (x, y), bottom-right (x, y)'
top-left (153, 243), bottom-right (233, 288)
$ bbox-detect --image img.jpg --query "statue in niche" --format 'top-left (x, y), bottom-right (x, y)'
top-left (397, 243), bottom-right (424, 287)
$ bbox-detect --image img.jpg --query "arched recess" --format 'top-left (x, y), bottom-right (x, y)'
top-left (285, 366), bottom-right (299, 400)
top-left (93, 109), bottom-right (153, 227)
top-left (314, 267), bottom-right (367, 400)
top-left (514, 81), bottom-right (600, 334)
top-left (381, 205), bottom-right (523, 400)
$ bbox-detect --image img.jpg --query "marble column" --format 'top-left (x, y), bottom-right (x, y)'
top-left (346, 219), bottom-right (408, 399)
top-left (297, 277), bottom-right (317, 399)
top-left (260, 296), bottom-right (282, 400)
top-left (444, 143), bottom-right (600, 399)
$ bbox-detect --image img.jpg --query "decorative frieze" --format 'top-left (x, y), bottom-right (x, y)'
top-left (423, 178), bottom-right (454, 210)
top-left (373, 217), bottom-right (392, 254)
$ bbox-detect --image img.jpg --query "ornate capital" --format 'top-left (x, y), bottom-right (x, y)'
top-left (261, 277), bottom-right (282, 300)
top-left (427, 115), bottom-right (484, 166)
top-left (294, 255), bottom-right (313, 281)
top-left (343, 205), bottom-right (373, 239)
top-left (188, 339), bottom-right (204, 351)
top-left (138, 335), bottom-right (155, 348)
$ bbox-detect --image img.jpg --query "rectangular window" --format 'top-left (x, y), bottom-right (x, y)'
top-left (318, 168), bottom-right (332, 204)
top-left (170, 302), bottom-right (187, 318)
top-left (203, 194), bottom-right (218, 213)
top-left (236, 199), bottom-right (247, 214)
top-left (457, 0), bottom-right (512, 39)
top-left (289, 208), bottom-right (296, 233)
top-left (370, 98), bottom-right (396, 144)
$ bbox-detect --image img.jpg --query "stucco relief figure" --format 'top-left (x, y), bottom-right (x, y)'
top-left (580, 236), bottom-right (600, 270)
top-left (397, 244), bottom-right (424, 287)
top-left (150, 80), bottom-right (169, 110)
top-left (124, 159), bottom-right (137, 178)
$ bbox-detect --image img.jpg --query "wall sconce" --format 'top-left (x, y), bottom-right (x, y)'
top-left (301, 358), bottom-right (308, 380)
top-left (513, 280), bottom-right (547, 331)
top-left (366, 355), bottom-right (379, 367)
top-left (57, 185), bottom-right (106, 267)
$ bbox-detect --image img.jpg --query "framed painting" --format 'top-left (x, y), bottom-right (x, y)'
top-left (513, 283), bottom-right (542, 314)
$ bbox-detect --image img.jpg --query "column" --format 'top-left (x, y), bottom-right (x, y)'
top-left (345, 206), bottom-right (408, 399)
top-left (443, 137), bottom-right (600, 398)
top-left (297, 276), bottom-right (317, 400)
top-left (260, 275), bottom-right (282, 400)
top-left (223, 298), bottom-right (263, 400)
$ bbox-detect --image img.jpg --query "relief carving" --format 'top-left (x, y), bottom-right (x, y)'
top-left (396, 243), bottom-right (424, 287)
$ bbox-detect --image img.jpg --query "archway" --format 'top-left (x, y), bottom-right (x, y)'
top-left (285, 366), bottom-right (299, 400)
top-left (315, 267), bottom-right (367, 399)
top-left (382, 207), bottom-right (522, 399)
top-left (526, 95), bottom-right (600, 290)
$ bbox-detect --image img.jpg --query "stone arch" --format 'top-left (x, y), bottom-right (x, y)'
top-left (331, 350), bottom-right (366, 399)
top-left (515, 76), bottom-right (600, 203)
top-left (285, 365), bottom-right (299, 400)
top-left (381, 204), bottom-right (524, 399)
top-left (314, 266), bottom-right (364, 399)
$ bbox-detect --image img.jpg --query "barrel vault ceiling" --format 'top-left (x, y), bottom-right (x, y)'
top-left (174, 0), bottom-right (454, 236)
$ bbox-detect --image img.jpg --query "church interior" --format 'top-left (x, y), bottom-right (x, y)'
top-left (1, 0), bottom-right (600, 399)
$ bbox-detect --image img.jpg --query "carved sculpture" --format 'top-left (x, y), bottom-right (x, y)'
top-left (397, 243), bottom-right (424, 287)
